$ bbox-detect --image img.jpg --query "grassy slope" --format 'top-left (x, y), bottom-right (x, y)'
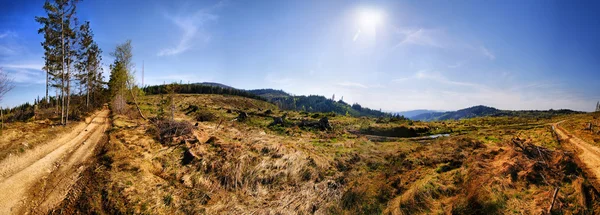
top-left (76, 94), bottom-right (600, 214)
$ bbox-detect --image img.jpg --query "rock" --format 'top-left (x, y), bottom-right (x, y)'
top-left (318, 117), bottom-right (332, 130)
top-left (270, 117), bottom-right (285, 127)
top-left (206, 136), bottom-right (218, 144)
top-left (297, 117), bottom-right (331, 131)
top-left (269, 113), bottom-right (287, 127)
top-left (182, 148), bottom-right (197, 165)
top-left (237, 112), bottom-right (248, 122)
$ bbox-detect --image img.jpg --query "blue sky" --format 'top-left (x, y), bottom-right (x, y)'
top-left (1, 0), bottom-right (599, 111)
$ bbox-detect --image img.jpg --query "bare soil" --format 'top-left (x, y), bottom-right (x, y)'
top-left (0, 109), bottom-right (109, 214)
top-left (556, 121), bottom-right (600, 191)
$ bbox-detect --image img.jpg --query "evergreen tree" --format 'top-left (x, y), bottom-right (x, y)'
top-left (36, 0), bottom-right (79, 125)
top-left (76, 21), bottom-right (102, 108)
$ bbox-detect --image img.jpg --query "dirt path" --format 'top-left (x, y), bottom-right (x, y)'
top-left (0, 109), bottom-right (110, 214)
top-left (555, 121), bottom-right (600, 191)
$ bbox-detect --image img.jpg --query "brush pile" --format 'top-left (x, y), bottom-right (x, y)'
top-left (153, 119), bottom-right (195, 144)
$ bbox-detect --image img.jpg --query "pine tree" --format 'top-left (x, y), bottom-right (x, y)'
top-left (76, 21), bottom-right (102, 109)
top-left (36, 0), bottom-right (79, 125)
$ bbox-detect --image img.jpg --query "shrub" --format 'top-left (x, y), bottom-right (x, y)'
top-left (195, 110), bottom-right (216, 122)
top-left (163, 194), bottom-right (173, 206)
top-left (153, 119), bottom-right (194, 144)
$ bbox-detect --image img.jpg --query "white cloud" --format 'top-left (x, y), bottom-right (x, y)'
top-left (336, 81), bottom-right (368, 89)
top-left (1, 64), bottom-right (44, 70)
top-left (480, 46), bottom-right (495, 60)
top-left (265, 72), bottom-right (293, 85)
top-left (0, 31), bottom-right (16, 39)
top-left (394, 28), bottom-right (443, 48)
top-left (0, 45), bottom-right (16, 56)
top-left (388, 70), bottom-right (592, 111)
top-left (447, 61), bottom-right (463, 68)
top-left (157, 2), bottom-right (224, 56)
top-left (352, 29), bottom-right (361, 41)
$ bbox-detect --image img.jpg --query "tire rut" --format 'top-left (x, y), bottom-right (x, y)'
top-left (0, 109), bottom-right (109, 214)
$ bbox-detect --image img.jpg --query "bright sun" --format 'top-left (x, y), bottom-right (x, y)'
top-left (357, 8), bottom-right (383, 29)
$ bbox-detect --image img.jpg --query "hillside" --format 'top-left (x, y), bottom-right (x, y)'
top-left (412, 105), bottom-right (581, 121)
top-left (192, 82), bottom-right (235, 89)
top-left (145, 85), bottom-right (389, 118)
top-left (54, 93), bottom-right (600, 214)
top-left (248, 88), bottom-right (388, 117)
top-left (247, 89), bottom-right (290, 99)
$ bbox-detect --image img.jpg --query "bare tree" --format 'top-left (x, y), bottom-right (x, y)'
top-left (0, 68), bottom-right (15, 101)
top-left (0, 68), bottom-right (15, 132)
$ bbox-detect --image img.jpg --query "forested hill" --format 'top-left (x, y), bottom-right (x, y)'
top-left (143, 83), bottom-right (267, 101)
top-left (247, 89), bottom-right (290, 99)
top-left (248, 89), bottom-right (389, 117)
top-left (412, 105), bottom-right (581, 121)
top-left (143, 85), bottom-right (389, 117)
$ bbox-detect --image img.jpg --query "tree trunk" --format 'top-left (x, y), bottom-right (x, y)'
top-left (86, 64), bottom-right (90, 108)
top-left (171, 94), bottom-right (175, 120)
top-left (56, 89), bottom-right (59, 113)
top-left (45, 67), bottom-right (49, 105)
top-left (66, 58), bottom-right (70, 125)
top-left (129, 85), bottom-right (147, 120)
top-left (60, 12), bottom-right (65, 125)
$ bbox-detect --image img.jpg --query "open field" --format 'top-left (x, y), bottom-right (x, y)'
top-left (49, 94), bottom-right (599, 214)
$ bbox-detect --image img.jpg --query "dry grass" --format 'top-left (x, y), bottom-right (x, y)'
top-left (66, 94), bottom-right (600, 214)
top-left (0, 119), bottom-right (77, 162)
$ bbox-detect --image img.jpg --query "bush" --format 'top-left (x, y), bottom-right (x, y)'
top-left (153, 119), bottom-right (194, 144)
top-left (195, 110), bottom-right (216, 122)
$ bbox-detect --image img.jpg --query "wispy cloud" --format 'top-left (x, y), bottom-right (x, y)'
top-left (265, 72), bottom-right (293, 85)
top-left (447, 61), bottom-right (464, 68)
top-left (352, 29), bottom-right (361, 41)
top-left (0, 31), bottom-right (16, 39)
top-left (336, 81), bottom-right (368, 89)
top-left (1, 64), bottom-right (43, 70)
top-left (157, 1), bottom-right (225, 56)
top-left (480, 46), bottom-right (495, 60)
top-left (394, 28), bottom-right (443, 48)
top-left (388, 70), bottom-right (593, 111)
top-left (0, 45), bottom-right (17, 56)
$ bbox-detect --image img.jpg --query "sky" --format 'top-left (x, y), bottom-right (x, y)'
top-left (1, 0), bottom-right (599, 111)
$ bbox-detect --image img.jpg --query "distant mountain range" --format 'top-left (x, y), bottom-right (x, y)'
top-left (410, 105), bottom-right (581, 121)
top-left (394, 109), bottom-right (441, 119)
top-left (160, 83), bottom-right (580, 120)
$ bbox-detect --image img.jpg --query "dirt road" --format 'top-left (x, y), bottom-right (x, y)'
top-left (0, 109), bottom-right (109, 214)
top-left (555, 121), bottom-right (600, 191)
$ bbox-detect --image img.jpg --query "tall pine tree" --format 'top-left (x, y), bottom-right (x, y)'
top-left (36, 0), bottom-right (79, 125)
top-left (76, 21), bottom-right (102, 109)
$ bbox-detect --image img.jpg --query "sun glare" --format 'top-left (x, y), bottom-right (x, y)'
top-left (357, 8), bottom-right (383, 29)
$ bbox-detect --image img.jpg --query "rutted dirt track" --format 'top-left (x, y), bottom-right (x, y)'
top-left (555, 121), bottom-right (600, 191)
top-left (0, 109), bottom-right (109, 214)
